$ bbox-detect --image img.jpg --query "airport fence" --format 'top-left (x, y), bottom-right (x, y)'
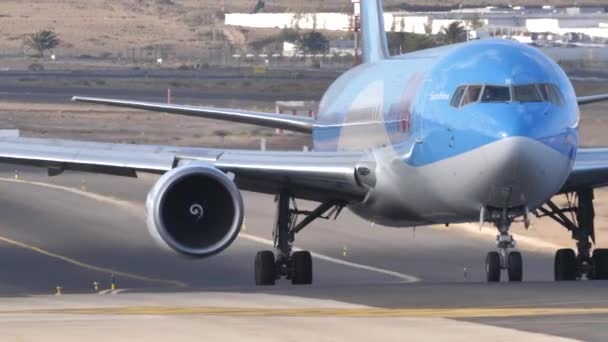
top-left (0, 44), bottom-right (607, 73)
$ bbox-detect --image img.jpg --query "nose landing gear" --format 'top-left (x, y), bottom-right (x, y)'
top-left (484, 206), bottom-right (523, 282)
top-left (536, 189), bottom-right (608, 281)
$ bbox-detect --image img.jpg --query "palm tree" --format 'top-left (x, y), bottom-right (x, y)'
top-left (440, 22), bottom-right (467, 45)
top-left (297, 31), bottom-right (328, 54)
top-left (24, 30), bottom-right (60, 57)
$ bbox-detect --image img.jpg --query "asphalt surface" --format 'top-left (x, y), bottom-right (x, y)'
top-left (0, 83), bottom-right (316, 104)
top-left (0, 69), bottom-right (333, 104)
top-left (0, 165), bottom-right (607, 340)
top-left (0, 68), bottom-right (604, 105)
top-left (0, 69), bottom-right (340, 80)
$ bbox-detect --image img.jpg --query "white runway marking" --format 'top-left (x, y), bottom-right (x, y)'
top-left (0, 233), bottom-right (187, 287)
top-left (0, 177), bottom-right (421, 283)
top-left (0, 177), bottom-right (144, 216)
top-left (241, 233), bottom-right (420, 283)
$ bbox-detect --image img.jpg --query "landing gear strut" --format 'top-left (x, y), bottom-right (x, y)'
top-left (536, 189), bottom-right (608, 280)
top-left (254, 190), bottom-right (342, 286)
top-left (484, 205), bottom-right (523, 282)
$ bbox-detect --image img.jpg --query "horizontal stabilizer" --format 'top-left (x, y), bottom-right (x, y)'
top-left (72, 96), bottom-right (315, 134)
top-left (578, 94), bottom-right (608, 106)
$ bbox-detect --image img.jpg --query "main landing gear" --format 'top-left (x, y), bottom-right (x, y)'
top-left (254, 190), bottom-right (342, 286)
top-left (536, 189), bottom-right (608, 281)
top-left (484, 205), bottom-right (524, 282)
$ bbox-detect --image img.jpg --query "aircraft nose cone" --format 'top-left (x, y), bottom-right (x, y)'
top-left (482, 136), bottom-right (570, 209)
top-left (491, 112), bottom-right (533, 140)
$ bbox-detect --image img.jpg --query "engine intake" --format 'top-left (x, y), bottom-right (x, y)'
top-left (146, 164), bottom-right (244, 258)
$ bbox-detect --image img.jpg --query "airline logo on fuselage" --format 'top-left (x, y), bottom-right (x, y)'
top-left (388, 72), bottom-right (426, 140)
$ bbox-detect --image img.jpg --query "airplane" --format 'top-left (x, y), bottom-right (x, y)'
top-left (1, 0), bottom-right (608, 285)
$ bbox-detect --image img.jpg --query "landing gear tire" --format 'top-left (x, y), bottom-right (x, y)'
top-left (507, 251), bottom-right (523, 282)
top-left (255, 250), bottom-right (276, 286)
top-left (541, 190), bottom-right (603, 281)
top-left (555, 248), bottom-right (577, 281)
top-left (592, 249), bottom-right (608, 280)
top-left (257, 190), bottom-right (339, 286)
top-left (291, 251), bottom-right (313, 285)
top-left (486, 251), bottom-right (501, 282)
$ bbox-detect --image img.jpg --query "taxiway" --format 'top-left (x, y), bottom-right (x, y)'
top-left (0, 165), bottom-right (607, 341)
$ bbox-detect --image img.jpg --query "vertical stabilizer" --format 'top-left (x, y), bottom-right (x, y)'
top-left (360, 0), bottom-right (389, 63)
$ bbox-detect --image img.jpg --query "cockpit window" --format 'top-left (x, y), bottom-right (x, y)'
top-left (461, 85), bottom-right (482, 107)
top-left (450, 83), bottom-right (564, 108)
top-left (481, 86), bottom-right (511, 103)
top-left (513, 85), bottom-right (543, 102)
top-left (539, 84), bottom-right (564, 106)
top-left (450, 86), bottom-right (466, 107)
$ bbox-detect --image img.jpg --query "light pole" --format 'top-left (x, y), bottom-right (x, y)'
top-left (351, 0), bottom-right (361, 66)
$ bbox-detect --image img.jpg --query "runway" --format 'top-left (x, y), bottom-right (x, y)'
top-left (0, 165), bottom-right (608, 341)
top-left (0, 69), bottom-right (330, 104)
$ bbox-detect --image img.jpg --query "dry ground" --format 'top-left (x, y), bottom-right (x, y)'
top-left (0, 0), bottom-right (605, 64)
top-left (0, 101), bottom-right (310, 150)
top-left (0, 0), bottom-right (218, 59)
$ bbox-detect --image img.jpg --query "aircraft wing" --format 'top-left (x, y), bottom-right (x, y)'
top-left (561, 148), bottom-right (608, 193)
top-left (561, 94), bottom-right (608, 192)
top-left (72, 97), bottom-right (315, 134)
top-left (578, 94), bottom-right (608, 106)
top-left (0, 137), bottom-right (368, 203)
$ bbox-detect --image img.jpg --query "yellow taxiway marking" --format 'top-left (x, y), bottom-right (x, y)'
top-left (4, 307), bottom-right (608, 318)
top-left (0, 234), bottom-right (186, 288)
top-left (448, 224), bottom-right (566, 252)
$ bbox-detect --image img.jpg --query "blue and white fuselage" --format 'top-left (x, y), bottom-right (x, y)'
top-left (315, 39), bottom-right (578, 227)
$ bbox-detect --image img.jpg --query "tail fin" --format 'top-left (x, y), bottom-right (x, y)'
top-left (360, 0), bottom-right (389, 63)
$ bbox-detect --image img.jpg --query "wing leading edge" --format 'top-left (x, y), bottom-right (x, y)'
top-left (578, 94), bottom-right (608, 106)
top-left (563, 94), bottom-right (608, 191)
top-left (0, 137), bottom-right (367, 203)
top-left (562, 148), bottom-right (608, 193)
top-left (72, 96), bottom-right (315, 134)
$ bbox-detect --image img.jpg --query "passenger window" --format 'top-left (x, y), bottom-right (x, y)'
top-left (461, 86), bottom-right (482, 107)
top-left (450, 86), bottom-right (466, 107)
top-left (513, 85), bottom-right (543, 102)
top-left (481, 86), bottom-right (511, 103)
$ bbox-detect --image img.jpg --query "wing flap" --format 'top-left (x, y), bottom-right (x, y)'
top-left (214, 150), bottom-right (366, 200)
top-left (72, 96), bottom-right (315, 133)
top-left (0, 137), bottom-right (182, 173)
top-left (0, 137), bottom-right (366, 202)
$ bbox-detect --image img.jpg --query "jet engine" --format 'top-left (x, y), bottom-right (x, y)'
top-left (145, 164), bottom-right (244, 258)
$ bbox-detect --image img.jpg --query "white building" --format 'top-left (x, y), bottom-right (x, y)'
top-left (226, 8), bottom-right (608, 40)
top-left (225, 13), bottom-right (351, 31)
top-left (328, 39), bottom-right (355, 56)
top-left (282, 42), bottom-right (298, 57)
top-left (527, 18), bottom-right (608, 38)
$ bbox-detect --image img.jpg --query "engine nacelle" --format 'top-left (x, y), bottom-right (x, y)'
top-left (146, 164), bottom-right (244, 258)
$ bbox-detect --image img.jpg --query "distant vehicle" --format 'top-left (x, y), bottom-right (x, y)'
top-left (27, 63), bottom-right (44, 72)
top-left (2, 0), bottom-right (608, 285)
